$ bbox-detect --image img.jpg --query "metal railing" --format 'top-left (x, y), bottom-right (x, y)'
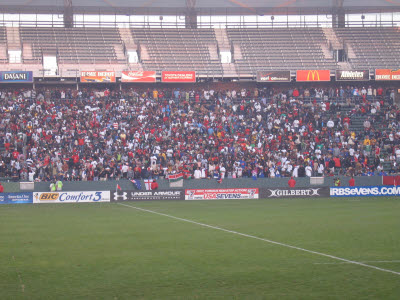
top-left (0, 19), bottom-right (399, 29)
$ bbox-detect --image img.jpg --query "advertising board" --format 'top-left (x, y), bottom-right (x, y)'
top-left (121, 71), bottom-right (156, 82)
top-left (296, 70), bottom-right (331, 82)
top-left (257, 71), bottom-right (291, 82)
top-left (80, 71), bottom-right (116, 83)
top-left (335, 70), bottom-right (369, 81)
top-left (375, 69), bottom-right (400, 81)
top-left (0, 193), bottom-right (33, 204)
top-left (330, 186), bottom-right (400, 197)
top-left (112, 190), bottom-right (185, 201)
top-left (33, 191), bottom-right (110, 203)
top-left (260, 187), bottom-right (330, 198)
top-left (185, 188), bottom-right (259, 200)
top-left (0, 71), bottom-right (33, 83)
top-left (161, 71), bottom-right (196, 82)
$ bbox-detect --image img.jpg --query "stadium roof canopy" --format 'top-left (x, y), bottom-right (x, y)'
top-left (1, 0), bottom-right (400, 15)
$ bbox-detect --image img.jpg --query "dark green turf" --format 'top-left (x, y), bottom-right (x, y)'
top-left (1, 197), bottom-right (400, 299)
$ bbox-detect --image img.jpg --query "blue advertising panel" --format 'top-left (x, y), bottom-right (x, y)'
top-left (0, 71), bottom-right (33, 83)
top-left (330, 186), bottom-right (400, 197)
top-left (0, 193), bottom-right (33, 204)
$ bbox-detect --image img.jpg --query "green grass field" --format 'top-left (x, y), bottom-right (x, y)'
top-left (1, 197), bottom-right (400, 300)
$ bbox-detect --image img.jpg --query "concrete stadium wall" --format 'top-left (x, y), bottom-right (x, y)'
top-left (0, 176), bottom-right (382, 193)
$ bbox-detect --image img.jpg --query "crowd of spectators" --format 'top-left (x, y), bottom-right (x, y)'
top-left (0, 84), bottom-right (399, 183)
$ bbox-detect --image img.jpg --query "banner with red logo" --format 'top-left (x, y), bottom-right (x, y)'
top-left (257, 71), bottom-right (291, 82)
top-left (185, 188), bottom-right (259, 200)
top-left (80, 71), bottom-right (116, 83)
top-left (375, 69), bottom-right (400, 81)
top-left (162, 71), bottom-right (196, 83)
top-left (121, 71), bottom-right (156, 83)
top-left (296, 70), bottom-right (331, 82)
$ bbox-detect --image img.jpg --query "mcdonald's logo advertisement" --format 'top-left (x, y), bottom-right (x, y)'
top-left (257, 71), bottom-right (291, 82)
top-left (296, 70), bottom-right (331, 82)
top-left (375, 69), bottom-right (400, 81)
top-left (336, 70), bottom-right (369, 81)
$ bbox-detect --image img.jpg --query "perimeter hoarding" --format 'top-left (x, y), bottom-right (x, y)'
top-left (260, 187), bottom-right (330, 198)
top-left (33, 191), bottom-right (110, 203)
top-left (375, 69), bottom-right (400, 81)
top-left (336, 70), bottom-right (369, 81)
top-left (330, 186), bottom-right (400, 197)
top-left (0, 193), bottom-right (33, 204)
top-left (257, 71), bottom-right (291, 82)
top-left (121, 71), bottom-right (156, 83)
top-left (112, 190), bottom-right (185, 201)
top-left (296, 70), bottom-right (331, 82)
top-left (80, 71), bottom-right (116, 83)
top-left (185, 188), bottom-right (259, 200)
top-left (162, 71), bottom-right (196, 83)
top-left (0, 71), bottom-right (33, 83)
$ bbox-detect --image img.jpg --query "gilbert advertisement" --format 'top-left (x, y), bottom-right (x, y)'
top-left (162, 71), bottom-right (196, 83)
top-left (296, 70), bottom-right (331, 82)
top-left (80, 71), bottom-right (116, 83)
top-left (121, 71), bottom-right (156, 82)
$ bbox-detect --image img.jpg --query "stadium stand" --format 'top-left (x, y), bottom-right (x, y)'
top-left (227, 28), bottom-right (338, 76)
top-left (19, 27), bottom-right (124, 65)
top-left (0, 85), bottom-right (398, 183)
top-left (334, 27), bottom-right (400, 69)
top-left (131, 28), bottom-right (223, 77)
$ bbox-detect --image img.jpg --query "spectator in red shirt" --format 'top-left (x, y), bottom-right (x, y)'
top-left (349, 176), bottom-right (355, 186)
top-left (288, 177), bottom-right (296, 188)
top-left (151, 179), bottom-right (158, 190)
top-left (0, 182), bottom-right (4, 193)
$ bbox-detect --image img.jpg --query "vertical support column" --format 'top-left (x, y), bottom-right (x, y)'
top-left (64, 0), bottom-right (74, 28)
top-left (185, 0), bottom-right (197, 29)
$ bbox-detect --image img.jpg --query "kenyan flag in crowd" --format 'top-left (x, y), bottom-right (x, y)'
top-left (169, 173), bottom-right (184, 187)
top-left (169, 173), bottom-right (183, 182)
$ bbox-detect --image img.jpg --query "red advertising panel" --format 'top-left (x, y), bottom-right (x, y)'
top-left (375, 69), bottom-right (400, 81)
top-left (80, 71), bottom-right (116, 83)
top-left (185, 188), bottom-right (259, 200)
top-left (121, 71), bottom-right (156, 83)
top-left (162, 71), bottom-right (196, 83)
top-left (296, 70), bottom-right (331, 82)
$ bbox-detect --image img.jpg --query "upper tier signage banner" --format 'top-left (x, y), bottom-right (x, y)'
top-left (80, 71), bottom-right (116, 83)
top-left (375, 69), bottom-right (400, 81)
top-left (257, 71), bottom-right (291, 82)
top-left (121, 71), bottom-right (156, 82)
top-left (296, 70), bottom-right (331, 82)
top-left (162, 71), bottom-right (196, 82)
top-left (0, 71), bottom-right (33, 83)
top-left (336, 70), bottom-right (369, 81)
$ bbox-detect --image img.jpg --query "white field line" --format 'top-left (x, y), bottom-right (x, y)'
top-left (314, 260), bottom-right (400, 265)
top-left (12, 256), bottom-right (25, 293)
top-left (117, 203), bottom-right (400, 277)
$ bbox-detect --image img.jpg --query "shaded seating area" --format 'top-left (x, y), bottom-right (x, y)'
top-left (334, 27), bottom-right (400, 69)
top-left (19, 27), bottom-right (123, 65)
top-left (131, 28), bottom-right (223, 77)
top-left (227, 28), bottom-right (338, 76)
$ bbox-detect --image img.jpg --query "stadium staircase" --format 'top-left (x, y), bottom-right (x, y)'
top-left (0, 27), bottom-right (7, 63)
top-left (213, 28), bottom-right (238, 77)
